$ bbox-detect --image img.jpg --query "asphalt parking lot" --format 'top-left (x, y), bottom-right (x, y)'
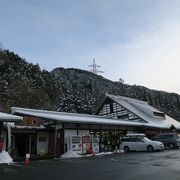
top-left (1, 149), bottom-right (180, 180)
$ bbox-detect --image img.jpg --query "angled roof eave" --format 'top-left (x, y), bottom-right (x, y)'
top-left (0, 112), bottom-right (23, 122)
top-left (11, 107), bottom-right (180, 130)
top-left (11, 107), bottom-right (148, 127)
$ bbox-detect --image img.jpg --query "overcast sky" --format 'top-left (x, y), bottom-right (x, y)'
top-left (0, 0), bottom-right (180, 94)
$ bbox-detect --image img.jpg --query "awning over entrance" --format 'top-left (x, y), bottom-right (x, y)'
top-left (0, 112), bottom-right (22, 122)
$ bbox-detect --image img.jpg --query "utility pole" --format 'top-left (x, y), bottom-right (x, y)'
top-left (88, 59), bottom-right (103, 74)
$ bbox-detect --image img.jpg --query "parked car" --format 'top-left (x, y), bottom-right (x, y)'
top-left (120, 134), bottom-right (164, 152)
top-left (151, 133), bottom-right (180, 149)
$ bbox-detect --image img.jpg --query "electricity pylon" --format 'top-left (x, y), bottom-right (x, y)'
top-left (88, 59), bottom-right (103, 74)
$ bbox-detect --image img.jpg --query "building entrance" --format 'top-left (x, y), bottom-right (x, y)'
top-left (14, 134), bottom-right (37, 157)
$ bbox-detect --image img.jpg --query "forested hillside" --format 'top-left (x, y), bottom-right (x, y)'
top-left (0, 49), bottom-right (62, 111)
top-left (0, 49), bottom-right (180, 120)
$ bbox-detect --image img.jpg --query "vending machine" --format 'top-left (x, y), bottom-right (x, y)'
top-left (66, 135), bottom-right (82, 154)
top-left (92, 137), bottom-right (99, 153)
top-left (82, 135), bottom-right (91, 154)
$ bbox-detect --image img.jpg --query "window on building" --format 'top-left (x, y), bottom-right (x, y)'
top-left (153, 112), bottom-right (165, 119)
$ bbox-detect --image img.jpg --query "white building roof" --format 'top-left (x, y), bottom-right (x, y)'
top-left (11, 105), bottom-right (180, 129)
top-left (105, 94), bottom-right (180, 129)
top-left (0, 112), bottom-right (22, 122)
top-left (11, 107), bottom-right (151, 127)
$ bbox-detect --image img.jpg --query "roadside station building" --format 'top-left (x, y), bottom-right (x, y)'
top-left (10, 94), bottom-right (180, 157)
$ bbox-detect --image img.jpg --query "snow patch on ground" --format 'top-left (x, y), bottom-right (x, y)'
top-left (61, 151), bottom-right (82, 159)
top-left (114, 150), bottom-right (124, 153)
top-left (96, 150), bottom-right (124, 156)
top-left (0, 151), bottom-right (13, 164)
top-left (60, 150), bottom-right (124, 159)
top-left (95, 152), bottom-right (113, 156)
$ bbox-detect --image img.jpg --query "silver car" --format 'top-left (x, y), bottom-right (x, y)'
top-left (120, 136), bottom-right (164, 152)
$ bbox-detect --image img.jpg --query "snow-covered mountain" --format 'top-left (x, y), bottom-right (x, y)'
top-left (0, 49), bottom-right (180, 120)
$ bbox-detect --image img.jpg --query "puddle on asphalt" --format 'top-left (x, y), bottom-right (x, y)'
top-left (151, 163), bottom-right (167, 167)
top-left (164, 155), bottom-right (179, 159)
top-left (126, 162), bottom-right (140, 165)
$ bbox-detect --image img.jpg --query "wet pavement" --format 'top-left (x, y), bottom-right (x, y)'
top-left (1, 149), bottom-right (180, 180)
